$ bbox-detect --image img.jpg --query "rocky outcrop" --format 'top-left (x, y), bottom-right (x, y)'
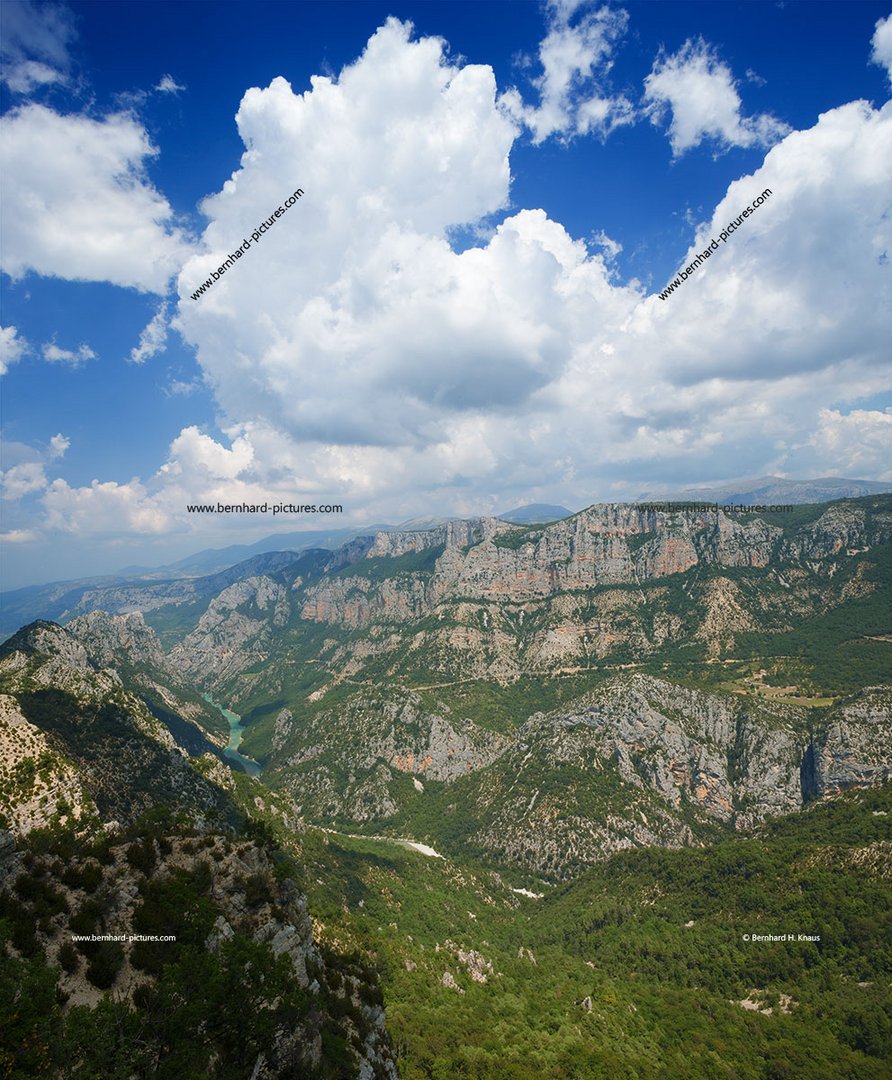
top-left (0, 623), bottom-right (238, 830)
top-left (271, 708), bottom-right (293, 752)
top-left (0, 693), bottom-right (94, 835)
top-left (384, 710), bottom-right (508, 781)
top-left (802, 688), bottom-right (892, 800)
top-left (66, 610), bottom-right (170, 672)
top-left (301, 573), bottom-right (431, 628)
top-left (427, 506), bottom-right (785, 601)
top-left (785, 503), bottom-right (891, 562)
top-left (441, 940), bottom-right (496, 984)
top-left (291, 694), bottom-right (508, 783)
top-left (277, 691), bottom-right (508, 823)
top-left (0, 621), bottom-right (120, 702)
top-left (434, 676), bottom-right (805, 878)
top-left (2, 829), bottom-right (398, 1079)
top-left (170, 576), bottom-right (290, 688)
top-left (536, 676), bottom-right (807, 824)
top-left (325, 518), bottom-right (489, 572)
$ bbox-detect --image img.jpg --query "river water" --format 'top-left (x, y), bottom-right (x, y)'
top-left (203, 694), bottom-right (262, 777)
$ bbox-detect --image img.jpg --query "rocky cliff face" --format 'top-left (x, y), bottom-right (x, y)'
top-left (0, 621), bottom-right (112, 700)
top-left (262, 673), bottom-right (890, 880)
top-left (328, 518), bottom-right (487, 570)
top-left (65, 610), bottom-right (170, 672)
top-left (169, 575), bottom-right (291, 686)
top-left (298, 500), bottom-right (890, 621)
top-left (481, 674), bottom-right (889, 880)
top-left (3, 497), bottom-right (889, 884)
top-left (535, 675), bottom-right (806, 827)
top-left (0, 693), bottom-right (94, 835)
top-left (801, 687), bottom-right (892, 800)
top-left (0, 623), bottom-right (236, 832)
top-left (204, 498), bottom-right (884, 695)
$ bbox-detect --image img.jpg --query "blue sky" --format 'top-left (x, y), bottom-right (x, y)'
top-left (1, 0), bottom-right (890, 588)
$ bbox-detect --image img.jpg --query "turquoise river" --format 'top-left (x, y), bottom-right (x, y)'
top-left (202, 694), bottom-right (262, 778)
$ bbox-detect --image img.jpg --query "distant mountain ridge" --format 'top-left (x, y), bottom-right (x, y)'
top-left (497, 503), bottom-right (574, 524)
top-left (637, 475), bottom-right (892, 505)
top-left (1, 485), bottom-right (887, 638)
top-left (160, 505), bottom-right (577, 572)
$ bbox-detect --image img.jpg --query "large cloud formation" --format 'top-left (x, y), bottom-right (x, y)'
top-left (168, 19), bottom-right (650, 516)
top-left (6, 13), bottom-right (891, 550)
top-left (167, 17), bottom-right (891, 520)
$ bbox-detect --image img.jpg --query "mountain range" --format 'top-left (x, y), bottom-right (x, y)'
top-left (638, 475), bottom-right (892, 505)
top-left (6, 475), bottom-right (887, 619)
top-left (1, 492), bottom-right (889, 1077)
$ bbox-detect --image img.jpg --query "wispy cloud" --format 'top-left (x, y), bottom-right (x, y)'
top-left (0, 0), bottom-right (76, 94)
top-left (162, 376), bottom-right (204, 398)
top-left (129, 303), bottom-right (170, 364)
top-left (156, 73), bottom-right (185, 94)
top-left (42, 341), bottom-right (96, 367)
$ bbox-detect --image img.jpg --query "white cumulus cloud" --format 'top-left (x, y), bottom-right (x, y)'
top-left (161, 426), bottom-right (255, 481)
top-left (0, 105), bottom-right (193, 292)
top-left (175, 17), bottom-right (531, 449)
top-left (42, 477), bottom-right (175, 536)
top-left (501, 1), bottom-right (633, 142)
top-left (806, 408), bottom-right (892, 479)
top-left (644, 37), bottom-right (790, 157)
top-left (0, 325), bottom-right (28, 375)
top-left (872, 14), bottom-right (892, 83)
top-left (1, 460), bottom-right (47, 500)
